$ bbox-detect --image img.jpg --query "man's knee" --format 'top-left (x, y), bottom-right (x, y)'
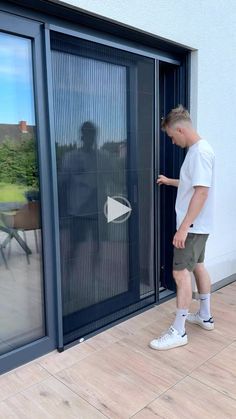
top-left (193, 263), bottom-right (206, 276)
top-left (173, 268), bottom-right (190, 285)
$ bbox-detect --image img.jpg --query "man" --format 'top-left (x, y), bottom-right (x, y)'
top-left (150, 105), bottom-right (215, 350)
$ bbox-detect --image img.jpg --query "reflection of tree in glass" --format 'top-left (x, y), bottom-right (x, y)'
top-left (0, 138), bottom-right (38, 187)
top-left (0, 138), bottom-right (39, 201)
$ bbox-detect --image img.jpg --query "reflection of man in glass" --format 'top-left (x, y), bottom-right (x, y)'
top-left (59, 121), bottom-right (99, 309)
top-left (67, 121), bottom-right (98, 218)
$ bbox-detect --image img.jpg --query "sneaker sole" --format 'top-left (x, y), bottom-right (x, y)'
top-left (149, 339), bottom-right (188, 351)
top-left (186, 319), bottom-right (214, 331)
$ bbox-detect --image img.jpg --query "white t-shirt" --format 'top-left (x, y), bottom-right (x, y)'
top-left (175, 139), bottom-right (215, 234)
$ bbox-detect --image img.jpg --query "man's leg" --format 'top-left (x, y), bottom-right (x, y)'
top-left (193, 263), bottom-right (212, 320)
top-left (149, 233), bottom-right (197, 350)
top-left (174, 268), bottom-right (193, 309)
top-left (187, 262), bottom-right (214, 329)
top-left (193, 262), bottom-right (211, 294)
top-left (149, 268), bottom-right (190, 350)
top-left (172, 268), bottom-right (192, 335)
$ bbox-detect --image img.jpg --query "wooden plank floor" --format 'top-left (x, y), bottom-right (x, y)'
top-left (0, 282), bottom-right (235, 418)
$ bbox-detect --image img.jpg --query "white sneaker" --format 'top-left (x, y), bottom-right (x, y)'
top-left (186, 311), bottom-right (214, 330)
top-left (149, 326), bottom-right (188, 351)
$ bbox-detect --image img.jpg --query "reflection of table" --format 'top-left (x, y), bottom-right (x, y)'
top-left (0, 225), bottom-right (32, 255)
top-left (0, 202), bottom-right (32, 267)
top-left (0, 232), bottom-right (8, 268)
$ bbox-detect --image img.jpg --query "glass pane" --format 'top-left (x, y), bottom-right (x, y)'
top-left (52, 44), bottom-right (129, 314)
top-left (52, 34), bottom-right (155, 328)
top-left (0, 33), bottom-right (45, 354)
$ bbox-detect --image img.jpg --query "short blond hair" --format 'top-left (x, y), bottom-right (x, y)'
top-left (161, 105), bottom-right (191, 130)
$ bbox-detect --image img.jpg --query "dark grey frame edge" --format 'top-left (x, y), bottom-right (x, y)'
top-left (154, 59), bottom-right (160, 303)
top-left (48, 23), bottom-right (181, 65)
top-left (0, 11), bottom-right (57, 374)
top-left (44, 25), bottom-right (64, 352)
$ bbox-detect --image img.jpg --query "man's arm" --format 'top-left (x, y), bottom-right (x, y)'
top-left (173, 186), bottom-right (209, 249)
top-left (157, 175), bottom-right (179, 187)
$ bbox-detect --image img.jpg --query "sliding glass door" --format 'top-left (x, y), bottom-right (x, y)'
top-left (0, 5), bottom-right (188, 372)
top-left (51, 33), bottom-right (155, 344)
top-left (0, 31), bottom-right (45, 354)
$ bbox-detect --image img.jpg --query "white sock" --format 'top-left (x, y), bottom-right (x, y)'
top-left (173, 309), bottom-right (188, 335)
top-left (199, 293), bottom-right (211, 320)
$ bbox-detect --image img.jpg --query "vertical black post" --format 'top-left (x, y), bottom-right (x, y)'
top-left (154, 59), bottom-right (160, 303)
top-left (44, 25), bottom-right (64, 351)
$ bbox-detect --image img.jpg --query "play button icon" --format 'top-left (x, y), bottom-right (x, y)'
top-left (104, 196), bottom-right (132, 223)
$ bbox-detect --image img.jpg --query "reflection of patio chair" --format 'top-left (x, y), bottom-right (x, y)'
top-left (0, 202), bottom-right (40, 264)
top-left (0, 245), bottom-right (8, 269)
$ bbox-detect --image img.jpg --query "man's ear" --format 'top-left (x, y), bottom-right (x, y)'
top-left (176, 126), bottom-right (182, 133)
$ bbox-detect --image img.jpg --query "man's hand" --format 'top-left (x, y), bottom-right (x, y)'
top-left (156, 175), bottom-right (179, 187)
top-left (173, 228), bottom-right (188, 249)
top-left (156, 175), bottom-right (170, 185)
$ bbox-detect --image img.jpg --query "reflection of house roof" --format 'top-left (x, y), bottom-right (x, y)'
top-left (0, 124), bottom-right (35, 143)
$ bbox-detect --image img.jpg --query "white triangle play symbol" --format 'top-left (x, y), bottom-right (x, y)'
top-left (107, 196), bottom-right (132, 223)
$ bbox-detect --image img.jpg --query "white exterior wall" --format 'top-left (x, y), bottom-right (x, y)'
top-left (58, 0), bottom-right (236, 285)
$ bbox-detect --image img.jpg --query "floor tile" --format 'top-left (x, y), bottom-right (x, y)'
top-left (190, 341), bottom-right (236, 399)
top-left (0, 363), bottom-right (50, 402)
top-left (133, 376), bottom-right (236, 419)
top-left (56, 339), bottom-right (184, 418)
top-left (0, 376), bottom-right (107, 418)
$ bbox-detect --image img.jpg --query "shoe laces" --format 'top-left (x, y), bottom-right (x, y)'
top-left (189, 311), bottom-right (200, 318)
top-left (157, 327), bottom-right (175, 342)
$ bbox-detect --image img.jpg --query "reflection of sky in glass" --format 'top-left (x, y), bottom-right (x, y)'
top-left (52, 51), bottom-right (127, 148)
top-left (0, 33), bottom-right (35, 124)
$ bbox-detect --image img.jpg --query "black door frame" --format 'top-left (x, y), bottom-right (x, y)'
top-left (45, 22), bottom-right (188, 347)
top-left (0, 1), bottom-right (190, 369)
top-left (0, 11), bottom-right (57, 373)
top-left (157, 62), bottom-right (188, 301)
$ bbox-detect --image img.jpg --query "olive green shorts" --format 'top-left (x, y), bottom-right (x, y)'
top-left (173, 233), bottom-right (209, 272)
